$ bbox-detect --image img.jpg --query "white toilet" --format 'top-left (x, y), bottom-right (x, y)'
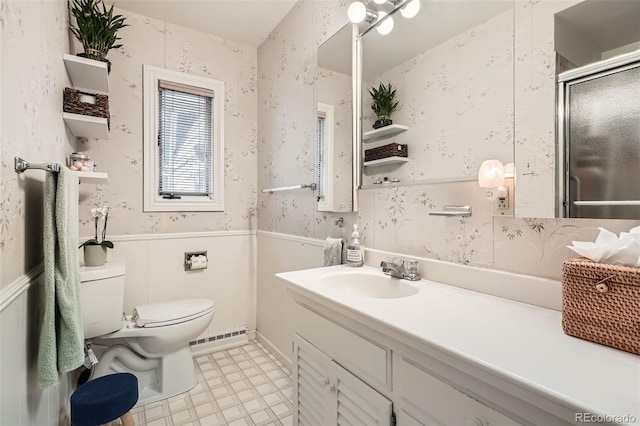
top-left (79, 259), bottom-right (215, 406)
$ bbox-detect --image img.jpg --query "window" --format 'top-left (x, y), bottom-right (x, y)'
top-left (143, 65), bottom-right (224, 211)
top-left (317, 102), bottom-right (335, 212)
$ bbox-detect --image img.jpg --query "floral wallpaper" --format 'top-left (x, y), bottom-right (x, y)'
top-left (76, 8), bottom-right (258, 236)
top-left (0, 0), bottom-right (74, 289)
top-left (363, 8), bottom-right (514, 184)
top-left (258, 0), bottom-right (352, 241)
top-left (258, 0), bottom-right (640, 282)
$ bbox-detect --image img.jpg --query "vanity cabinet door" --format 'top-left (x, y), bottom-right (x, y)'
top-left (397, 357), bottom-right (520, 426)
top-left (294, 334), bottom-right (393, 426)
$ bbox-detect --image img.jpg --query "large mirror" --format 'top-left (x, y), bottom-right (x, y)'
top-left (351, 0), bottom-right (640, 220)
top-left (356, 1), bottom-right (515, 188)
top-left (316, 25), bottom-right (354, 212)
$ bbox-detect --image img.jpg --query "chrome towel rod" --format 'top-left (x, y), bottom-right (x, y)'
top-left (261, 183), bottom-right (317, 194)
top-left (15, 157), bottom-right (60, 173)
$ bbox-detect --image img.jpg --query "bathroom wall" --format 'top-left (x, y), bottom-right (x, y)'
top-left (76, 7), bottom-right (257, 235)
top-left (1, 1), bottom-right (74, 424)
top-left (74, 8), bottom-right (259, 335)
top-left (256, 0), bottom-right (640, 361)
top-left (0, 0), bottom-right (75, 290)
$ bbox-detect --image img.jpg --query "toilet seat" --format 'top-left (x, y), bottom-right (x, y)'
top-left (133, 299), bottom-right (215, 328)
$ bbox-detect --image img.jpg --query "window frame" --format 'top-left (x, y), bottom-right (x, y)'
top-left (143, 65), bottom-right (225, 212)
top-left (317, 102), bottom-right (335, 212)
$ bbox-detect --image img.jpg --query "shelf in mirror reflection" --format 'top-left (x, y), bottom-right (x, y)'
top-left (363, 156), bottom-right (409, 167)
top-left (363, 124), bottom-right (408, 142)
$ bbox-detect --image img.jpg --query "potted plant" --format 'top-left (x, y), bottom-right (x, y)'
top-left (369, 82), bottom-right (399, 129)
top-left (80, 205), bottom-right (114, 267)
top-left (69, 0), bottom-right (128, 71)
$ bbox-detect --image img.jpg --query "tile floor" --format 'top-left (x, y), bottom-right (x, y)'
top-left (130, 341), bottom-right (293, 426)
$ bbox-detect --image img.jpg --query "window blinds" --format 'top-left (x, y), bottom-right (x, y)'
top-left (158, 81), bottom-right (214, 197)
top-left (317, 115), bottom-right (326, 200)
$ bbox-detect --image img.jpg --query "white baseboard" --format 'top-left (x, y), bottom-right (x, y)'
top-left (256, 331), bottom-right (292, 371)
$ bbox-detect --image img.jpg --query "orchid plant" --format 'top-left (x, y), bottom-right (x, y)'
top-left (80, 205), bottom-right (114, 249)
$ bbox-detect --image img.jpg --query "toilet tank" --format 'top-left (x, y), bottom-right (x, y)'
top-left (79, 259), bottom-right (126, 339)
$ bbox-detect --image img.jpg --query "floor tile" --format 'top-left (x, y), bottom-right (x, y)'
top-left (134, 342), bottom-right (292, 426)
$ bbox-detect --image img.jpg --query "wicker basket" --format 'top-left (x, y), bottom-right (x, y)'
top-left (63, 88), bottom-right (110, 129)
top-left (364, 143), bottom-right (408, 162)
top-left (562, 258), bottom-right (640, 355)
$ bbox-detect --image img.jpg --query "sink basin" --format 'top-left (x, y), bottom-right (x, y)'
top-left (320, 269), bottom-right (419, 299)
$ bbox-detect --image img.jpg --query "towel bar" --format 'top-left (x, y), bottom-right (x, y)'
top-left (15, 157), bottom-right (60, 173)
top-left (261, 183), bottom-right (317, 193)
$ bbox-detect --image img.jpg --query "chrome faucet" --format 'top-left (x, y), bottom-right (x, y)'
top-left (380, 258), bottom-right (421, 281)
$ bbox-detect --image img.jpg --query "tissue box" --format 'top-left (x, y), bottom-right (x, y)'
top-left (562, 258), bottom-right (640, 355)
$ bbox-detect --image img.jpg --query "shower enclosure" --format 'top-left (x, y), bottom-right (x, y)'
top-left (558, 52), bottom-right (640, 219)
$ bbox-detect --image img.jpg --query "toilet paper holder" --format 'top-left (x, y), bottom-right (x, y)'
top-left (184, 251), bottom-right (208, 271)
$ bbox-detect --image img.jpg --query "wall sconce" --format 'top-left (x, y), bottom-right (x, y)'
top-left (478, 159), bottom-right (507, 201)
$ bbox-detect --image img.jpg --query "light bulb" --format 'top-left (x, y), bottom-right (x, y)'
top-left (478, 159), bottom-right (505, 188)
top-left (400, 0), bottom-right (420, 18)
top-left (373, 0), bottom-right (387, 4)
top-left (348, 1), bottom-right (367, 23)
top-left (376, 11), bottom-right (394, 35)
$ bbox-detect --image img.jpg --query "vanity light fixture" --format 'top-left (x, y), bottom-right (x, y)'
top-left (347, 1), bottom-right (378, 24)
top-left (376, 11), bottom-right (395, 35)
top-left (400, 0), bottom-right (420, 18)
top-left (478, 159), bottom-right (507, 201)
top-left (348, 0), bottom-right (418, 32)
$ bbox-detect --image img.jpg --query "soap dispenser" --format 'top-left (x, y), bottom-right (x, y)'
top-left (346, 224), bottom-right (364, 267)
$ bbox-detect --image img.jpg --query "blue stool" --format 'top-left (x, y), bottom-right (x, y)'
top-left (71, 373), bottom-right (138, 426)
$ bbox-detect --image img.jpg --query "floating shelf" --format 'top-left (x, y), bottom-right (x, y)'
top-left (63, 112), bottom-right (109, 139)
top-left (363, 156), bottom-right (409, 167)
top-left (73, 171), bottom-right (110, 185)
top-left (63, 54), bottom-right (109, 93)
top-left (363, 124), bottom-right (408, 142)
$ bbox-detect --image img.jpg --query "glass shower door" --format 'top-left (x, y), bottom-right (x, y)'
top-left (560, 57), bottom-right (640, 219)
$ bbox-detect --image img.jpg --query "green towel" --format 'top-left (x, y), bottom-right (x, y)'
top-left (38, 168), bottom-right (84, 387)
top-left (323, 237), bottom-right (346, 266)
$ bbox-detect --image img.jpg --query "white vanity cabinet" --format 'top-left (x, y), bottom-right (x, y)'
top-left (279, 265), bottom-right (640, 426)
top-left (292, 303), bottom-right (520, 426)
top-left (395, 356), bottom-right (518, 426)
top-left (294, 334), bottom-right (393, 426)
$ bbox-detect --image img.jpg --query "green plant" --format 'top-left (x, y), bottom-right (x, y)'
top-left (69, 0), bottom-right (127, 61)
top-left (369, 82), bottom-right (399, 120)
top-left (80, 206), bottom-right (114, 249)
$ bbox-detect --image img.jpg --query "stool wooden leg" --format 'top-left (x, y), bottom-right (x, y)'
top-left (119, 411), bottom-right (135, 426)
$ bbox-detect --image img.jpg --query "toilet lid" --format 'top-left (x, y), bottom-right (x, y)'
top-left (133, 299), bottom-right (215, 328)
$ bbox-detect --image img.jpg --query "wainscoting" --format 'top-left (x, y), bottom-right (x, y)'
top-left (108, 231), bottom-right (257, 342)
top-left (0, 269), bottom-right (70, 425)
top-left (256, 231), bottom-right (324, 364)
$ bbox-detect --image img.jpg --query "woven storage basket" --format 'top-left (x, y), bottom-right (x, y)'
top-left (562, 258), bottom-right (640, 355)
top-left (63, 88), bottom-right (110, 129)
top-left (364, 143), bottom-right (408, 162)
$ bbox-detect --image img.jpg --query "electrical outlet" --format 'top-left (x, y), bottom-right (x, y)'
top-left (497, 194), bottom-right (508, 210)
top-left (491, 183), bottom-right (513, 216)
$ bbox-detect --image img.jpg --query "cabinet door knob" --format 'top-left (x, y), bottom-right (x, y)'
top-left (327, 383), bottom-right (336, 393)
top-left (465, 418), bottom-right (484, 426)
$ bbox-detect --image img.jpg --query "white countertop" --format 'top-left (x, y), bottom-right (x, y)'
top-left (278, 265), bottom-right (640, 425)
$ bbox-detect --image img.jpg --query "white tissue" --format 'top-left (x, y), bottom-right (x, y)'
top-left (567, 227), bottom-right (640, 267)
top-left (189, 255), bottom-right (208, 270)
